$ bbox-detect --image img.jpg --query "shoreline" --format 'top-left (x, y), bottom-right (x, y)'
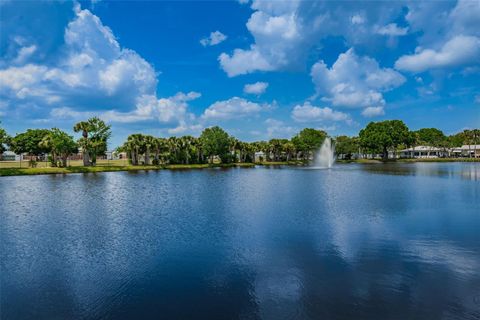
top-left (0, 158), bottom-right (478, 177)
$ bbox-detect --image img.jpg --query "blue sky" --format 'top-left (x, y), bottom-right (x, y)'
top-left (1, 0), bottom-right (479, 147)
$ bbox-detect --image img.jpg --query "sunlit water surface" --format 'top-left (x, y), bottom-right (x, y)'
top-left (1, 163), bottom-right (479, 320)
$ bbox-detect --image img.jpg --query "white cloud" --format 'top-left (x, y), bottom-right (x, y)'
top-left (395, 35), bottom-right (480, 73)
top-left (13, 45), bottom-right (37, 65)
top-left (49, 91), bottom-right (200, 125)
top-left (311, 49), bottom-right (405, 114)
top-left (374, 23), bottom-right (408, 36)
top-left (218, 1), bottom-right (408, 76)
top-left (400, 0), bottom-right (480, 74)
top-left (292, 102), bottom-right (351, 123)
top-left (219, 1), bottom-right (309, 76)
top-left (265, 118), bottom-right (297, 138)
top-left (0, 64), bottom-right (47, 93)
top-left (0, 5), bottom-right (157, 111)
top-left (200, 31), bottom-right (227, 47)
top-left (244, 81), bottom-right (269, 95)
top-left (219, 47), bottom-right (275, 77)
top-left (0, 3), bottom-right (199, 133)
top-left (475, 95), bottom-right (480, 104)
top-left (407, 0), bottom-right (480, 48)
top-left (202, 97), bottom-right (272, 120)
top-left (351, 14), bottom-right (365, 25)
top-left (361, 106), bottom-right (385, 117)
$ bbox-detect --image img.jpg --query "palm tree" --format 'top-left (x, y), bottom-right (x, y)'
top-left (73, 121), bottom-right (91, 166)
top-left (39, 132), bottom-right (57, 167)
top-left (73, 117), bottom-right (111, 166)
top-left (230, 138), bottom-right (241, 162)
top-left (144, 135), bottom-right (155, 165)
top-left (192, 137), bottom-right (203, 163)
top-left (178, 136), bottom-right (193, 164)
top-left (168, 137), bottom-right (180, 164)
top-left (152, 137), bottom-right (165, 165)
top-left (283, 141), bottom-right (296, 161)
top-left (126, 134), bottom-right (145, 165)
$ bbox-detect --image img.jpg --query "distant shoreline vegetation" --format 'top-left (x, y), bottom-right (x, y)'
top-left (0, 118), bottom-right (479, 177)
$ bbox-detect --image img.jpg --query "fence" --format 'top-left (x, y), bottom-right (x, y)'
top-left (0, 158), bottom-right (130, 169)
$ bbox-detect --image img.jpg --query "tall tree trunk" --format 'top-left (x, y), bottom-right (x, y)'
top-left (132, 149), bottom-right (138, 165)
top-left (83, 150), bottom-right (90, 166)
top-left (383, 146), bottom-right (388, 161)
top-left (145, 148), bottom-right (150, 165)
top-left (91, 151), bottom-right (96, 166)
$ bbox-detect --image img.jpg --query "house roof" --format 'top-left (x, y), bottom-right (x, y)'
top-left (2, 151), bottom-right (17, 156)
top-left (460, 145), bottom-right (480, 149)
top-left (401, 146), bottom-right (443, 152)
top-left (451, 145), bottom-right (480, 152)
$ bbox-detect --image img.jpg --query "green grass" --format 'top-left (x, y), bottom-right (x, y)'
top-left (0, 162), bottom-right (256, 177)
top-left (0, 159), bottom-right (129, 169)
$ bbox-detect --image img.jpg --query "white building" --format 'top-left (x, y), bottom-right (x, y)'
top-left (0, 151), bottom-right (21, 161)
top-left (254, 151), bottom-right (266, 162)
top-left (400, 146), bottom-right (449, 158)
top-left (450, 145), bottom-right (480, 158)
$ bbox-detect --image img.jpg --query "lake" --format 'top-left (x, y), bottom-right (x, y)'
top-left (1, 163), bottom-right (479, 319)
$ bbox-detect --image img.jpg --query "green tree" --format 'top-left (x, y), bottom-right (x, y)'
top-left (359, 120), bottom-right (411, 160)
top-left (0, 122), bottom-right (10, 156)
top-left (282, 141), bottom-right (296, 161)
top-left (9, 129), bottom-right (51, 166)
top-left (73, 117), bottom-right (111, 166)
top-left (199, 126), bottom-right (231, 163)
top-left (335, 136), bottom-right (359, 159)
top-left (41, 128), bottom-right (78, 167)
top-left (414, 128), bottom-right (446, 146)
top-left (152, 137), bottom-right (169, 165)
top-left (291, 128), bottom-right (327, 161)
top-left (125, 134), bottom-right (146, 165)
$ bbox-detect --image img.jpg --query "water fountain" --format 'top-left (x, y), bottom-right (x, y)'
top-left (314, 137), bottom-right (335, 168)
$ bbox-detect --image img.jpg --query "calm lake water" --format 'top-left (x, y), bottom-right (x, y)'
top-left (1, 163), bottom-right (480, 320)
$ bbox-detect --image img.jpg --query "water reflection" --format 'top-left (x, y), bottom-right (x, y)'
top-left (1, 164), bottom-right (479, 319)
top-left (349, 162), bottom-right (480, 181)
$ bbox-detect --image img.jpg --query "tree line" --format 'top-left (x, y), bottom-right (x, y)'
top-left (0, 119), bottom-right (479, 167)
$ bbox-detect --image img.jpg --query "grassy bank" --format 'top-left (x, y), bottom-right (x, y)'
top-left (1, 158), bottom-right (478, 176)
top-left (0, 163), bottom-right (256, 177)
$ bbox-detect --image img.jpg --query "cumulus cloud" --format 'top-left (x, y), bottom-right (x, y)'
top-left (311, 49), bottom-right (405, 115)
top-left (0, 3), bottom-right (200, 134)
top-left (292, 102), bottom-right (351, 123)
top-left (361, 106), bottom-right (385, 117)
top-left (220, 0), bottom-right (480, 77)
top-left (400, 0), bottom-right (480, 73)
top-left (265, 118), bottom-right (297, 138)
top-left (244, 81), bottom-right (269, 95)
top-left (12, 45), bottom-right (37, 65)
top-left (219, 1), bottom-right (408, 76)
top-left (374, 23), bottom-right (408, 36)
top-left (395, 35), bottom-right (480, 73)
top-left (218, 0), bottom-right (308, 76)
top-left (202, 97), bottom-right (272, 120)
top-left (49, 91), bottom-right (200, 125)
top-left (0, 4), bottom-right (157, 112)
top-left (200, 31), bottom-right (227, 47)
